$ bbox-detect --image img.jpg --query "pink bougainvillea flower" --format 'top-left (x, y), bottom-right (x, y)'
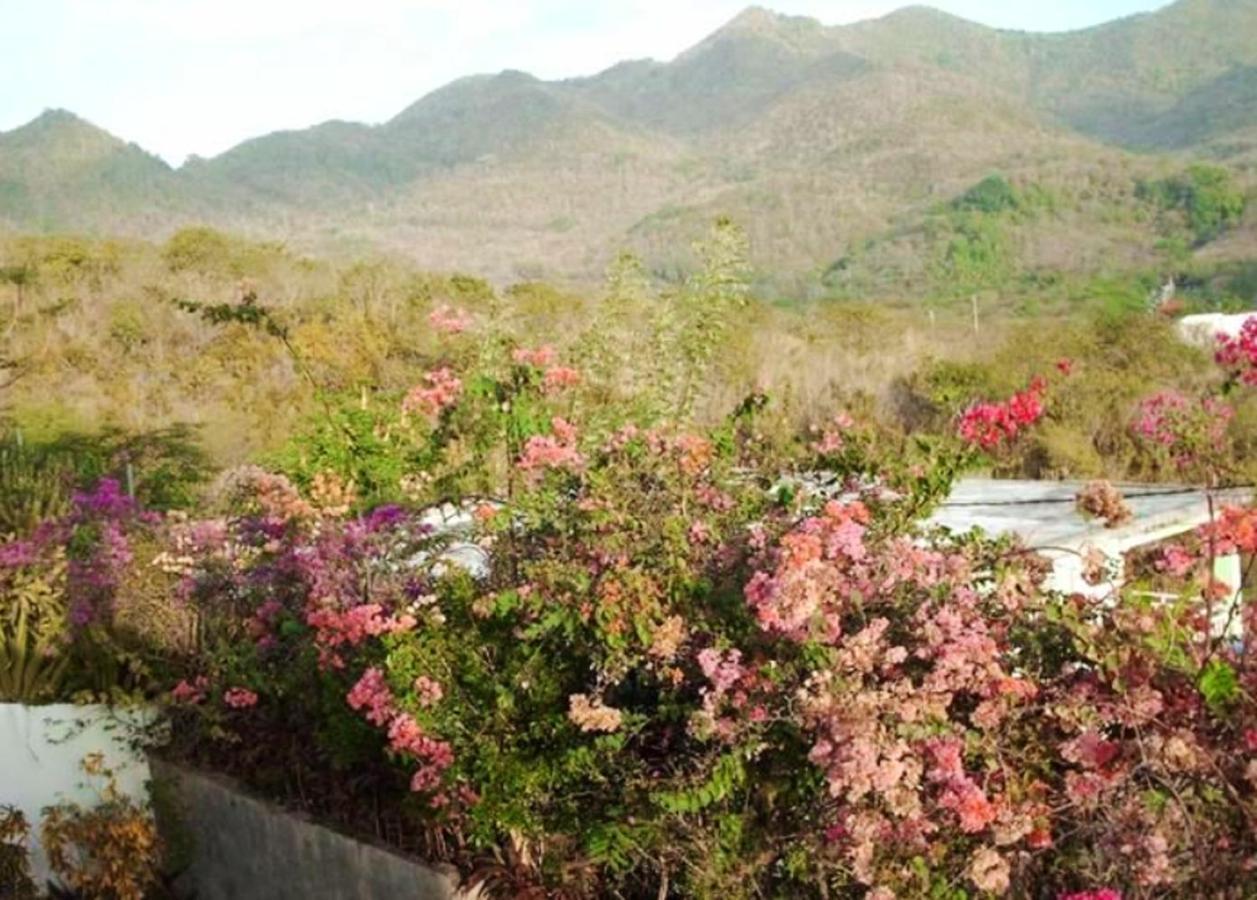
top-left (1156, 543), bottom-right (1196, 578)
top-left (1133, 390), bottom-right (1232, 469)
top-left (223, 687), bottom-right (259, 709)
top-left (1060, 731), bottom-right (1121, 771)
top-left (347, 667), bottom-right (396, 726)
top-left (428, 305), bottom-right (473, 335)
top-left (413, 676), bottom-right (445, 708)
top-left (512, 345), bottom-right (558, 368)
top-left (307, 603), bottom-right (417, 670)
top-left (171, 676), bottom-right (209, 705)
top-left (814, 431), bottom-right (844, 455)
top-left (1202, 505), bottom-right (1257, 556)
top-left (518, 418), bottom-right (584, 476)
top-left (1215, 317), bottom-right (1257, 386)
top-left (542, 365), bottom-right (581, 394)
top-left (958, 376), bottom-right (1047, 450)
top-left (403, 368), bottom-right (463, 418)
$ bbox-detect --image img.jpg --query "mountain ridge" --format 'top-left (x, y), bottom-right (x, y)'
top-left (2, 1), bottom-right (1256, 289)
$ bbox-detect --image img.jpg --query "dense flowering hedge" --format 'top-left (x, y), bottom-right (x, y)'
top-left (9, 307), bottom-right (1257, 897)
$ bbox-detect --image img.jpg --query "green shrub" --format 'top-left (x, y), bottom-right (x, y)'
top-left (0, 427), bottom-right (209, 536)
top-left (953, 174), bottom-right (1020, 214)
top-left (1139, 163), bottom-right (1247, 245)
top-left (0, 432), bottom-right (76, 536)
top-left (0, 551), bottom-right (70, 703)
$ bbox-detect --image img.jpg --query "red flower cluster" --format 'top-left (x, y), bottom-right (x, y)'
top-left (957, 377), bottom-right (1047, 450)
top-left (1215, 316), bottom-right (1257, 386)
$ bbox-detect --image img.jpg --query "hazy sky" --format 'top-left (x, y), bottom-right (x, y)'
top-left (1, 0), bottom-right (1172, 165)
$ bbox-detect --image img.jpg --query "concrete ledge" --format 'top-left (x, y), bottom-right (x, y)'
top-left (151, 759), bottom-right (477, 900)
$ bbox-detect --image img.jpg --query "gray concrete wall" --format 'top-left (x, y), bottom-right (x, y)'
top-left (151, 759), bottom-right (478, 900)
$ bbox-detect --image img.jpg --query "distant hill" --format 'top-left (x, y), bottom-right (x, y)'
top-left (0, 110), bottom-right (176, 229)
top-left (3, 0), bottom-right (1257, 293)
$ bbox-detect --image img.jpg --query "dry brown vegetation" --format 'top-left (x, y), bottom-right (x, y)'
top-left (0, 229), bottom-right (1015, 467)
top-left (4, 223), bottom-right (1237, 497)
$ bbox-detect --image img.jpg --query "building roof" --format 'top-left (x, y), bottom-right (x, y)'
top-left (930, 478), bottom-right (1252, 555)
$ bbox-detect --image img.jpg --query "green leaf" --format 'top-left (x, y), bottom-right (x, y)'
top-left (1200, 659), bottom-right (1239, 712)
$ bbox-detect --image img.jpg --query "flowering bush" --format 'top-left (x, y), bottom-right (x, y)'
top-left (1216, 317), bottom-right (1257, 388)
top-left (16, 227), bottom-right (1257, 897)
top-left (138, 325), bottom-right (1257, 899)
top-left (0, 478), bottom-right (158, 702)
top-left (0, 275), bottom-right (1212, 897)
top-left (957, 376), bottom-right (1047, 451)
top-left (1134, 389), bottom-right (1234, 480)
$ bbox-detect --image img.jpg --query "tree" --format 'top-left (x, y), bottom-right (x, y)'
top-left (671, 217), bottom-right (752, 417)
top-left (1139, 164), bottom-right (1247, 245)
top-left (0, 265), bottom-right (33, 336)
top-left (953, 174), bottom-right (1019, 215)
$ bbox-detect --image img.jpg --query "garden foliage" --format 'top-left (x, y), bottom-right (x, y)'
top-left (6, 228), bottom-right (1257, 897)
top-left (135, 306), bottom-right (1257, 898)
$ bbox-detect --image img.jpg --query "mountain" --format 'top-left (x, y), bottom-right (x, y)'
top-left (1126, 65), bottom-right (1257, 155)
top-left (0, 110), bottom-right (177, 231)
top-left (3, 0), bottom-right (1257, 291)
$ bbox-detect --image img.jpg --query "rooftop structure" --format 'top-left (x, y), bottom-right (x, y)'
top-left (1175, 312), bottom-right (1255, 349)
top-left (930, 479), bottom-right (1252, 629)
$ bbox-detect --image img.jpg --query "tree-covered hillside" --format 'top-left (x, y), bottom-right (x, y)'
top-left (2, 0), bottom-right (1257, 293)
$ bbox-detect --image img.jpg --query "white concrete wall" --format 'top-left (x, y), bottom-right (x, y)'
top-left (1213, 552), bottom-right (1245, 638)
top-left (0, 704), bottom-right (153, 891)
top-left (152, 760), bottom-right (478, 900)
top-left (1175, 313), bottom-right (1256, 349)
top-left (1053, 545), bottom-right (1245, 639)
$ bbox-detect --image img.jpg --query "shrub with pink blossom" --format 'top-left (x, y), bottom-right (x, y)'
top-left (1134, 389), bottom-right (1234, 479)
top-left (1216, 316), bottom-right (1257, 388)
top-left (957, 376), bottom-right (1047, 450)
top-left (0, 476), bottom-right (159, 702)
top-left (148, 340), bottom-right (1257, 898)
